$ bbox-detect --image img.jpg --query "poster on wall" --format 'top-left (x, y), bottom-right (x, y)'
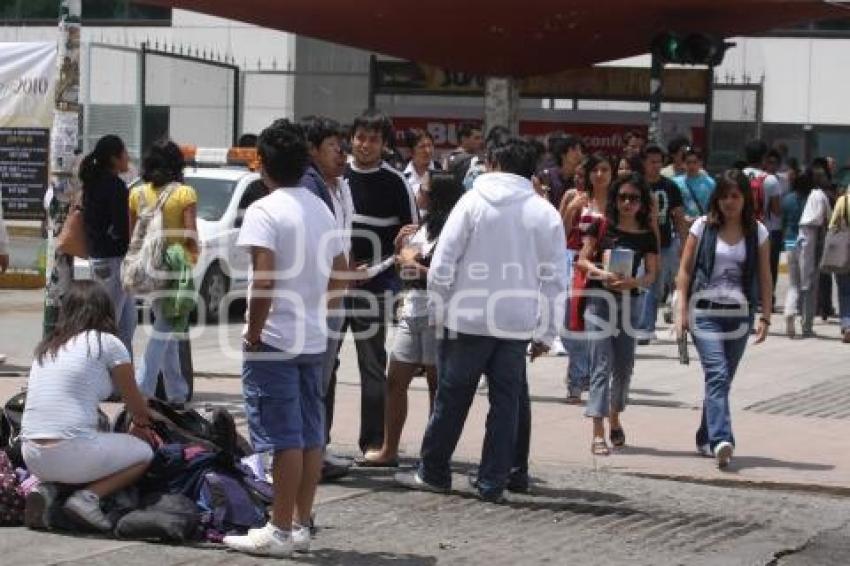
top-left (0, 42), bottom-right (57, 220)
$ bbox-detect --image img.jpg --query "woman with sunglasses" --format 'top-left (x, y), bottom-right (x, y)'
top-left (578, 173), bottom-right (658, 455)
top-left (676, 170), bottom-right (772, 470)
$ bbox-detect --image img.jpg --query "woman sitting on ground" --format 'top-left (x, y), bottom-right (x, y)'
top-left (21, 280), bottom-right (158, 532)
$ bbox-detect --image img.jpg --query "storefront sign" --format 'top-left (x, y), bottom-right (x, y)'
top-left (375, 62), bottom-right (710, 103)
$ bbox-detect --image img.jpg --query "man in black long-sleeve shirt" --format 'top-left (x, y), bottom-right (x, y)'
top-left (327, 110), bottom-right (416, 454)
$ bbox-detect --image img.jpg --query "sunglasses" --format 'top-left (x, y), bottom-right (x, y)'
top-left (618, 193), bottom-right (641, 204)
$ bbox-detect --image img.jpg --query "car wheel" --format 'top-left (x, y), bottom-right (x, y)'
top-left (199, 263), bottom-right (229, 324)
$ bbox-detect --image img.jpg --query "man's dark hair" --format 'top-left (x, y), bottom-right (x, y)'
top-left (744, 139), bottom-right (769, 166)
top-left (643, 143), bottom-right (665, 158)
top-left (404, 128), bottom-right (433, 150)
top-left (625, 129), bottom-right (645, 143)
top-left (487, 138), bottom-right (539, 179)
top-left (811, 157), bottom-right (832, 180)
top-left (667, 135), bottom-right (691, 156)
top-left (684, 147), bottom-right (702, 161)
top-left (301, 115), bottom-right (341, 149)
top-left (549, 134), bottom-right (584, 167)
top-left (237, 133), bottom-right (258, 148)
top-left (765, 148), bottom-right (782, 163)
top-left (257, 119), bottom-right (309, 186)
top-left (457, 121), bottom-right (482, 142)
top-left (352, 109), bottom-right (393, 143)
top-left (142, 139), bottom-right (185, 187)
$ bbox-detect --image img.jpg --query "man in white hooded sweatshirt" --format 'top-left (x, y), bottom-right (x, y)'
top-left (396, 138), bottom-right (567, 502)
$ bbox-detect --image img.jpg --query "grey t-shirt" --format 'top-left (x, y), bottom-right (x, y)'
top-left (21, 331), bottom-right (129, 440)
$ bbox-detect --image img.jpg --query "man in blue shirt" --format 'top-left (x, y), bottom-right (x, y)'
top-left (673, 148), bottom-right (715, 222)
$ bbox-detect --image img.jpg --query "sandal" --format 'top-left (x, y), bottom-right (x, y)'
top-left (354, 453), bottom-right (399, 468)
top-left (591, 438), bottom-right (610, 456)
top-left (610, 428), bottom-right (626, 447)
top-left (565, 395), bottom-right (582, 405)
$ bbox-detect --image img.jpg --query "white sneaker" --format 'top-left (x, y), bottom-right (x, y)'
top-left (714, 441), bottom-right (734, 469)
top-left (224, 522), bottom-right (294, 558)
top-left (696, 444), bottom-right (712, 458)
top-left (63, 490), bottom-right (112, 532)
top-left (551, 338), bottom-right (567, 356)
top-left (292, 523), bottom-right (311, 553)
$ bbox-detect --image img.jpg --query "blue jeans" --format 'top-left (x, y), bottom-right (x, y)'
top-left (136, 298), bottom-right (189, 403)
top-left (418, 331), bottom-right (527, 498)
top-left (837, 273), bottom-right (850, 332)
top-left (584, 293), bottom-right (639, 418)
top-left (639, 242), bottom-right (680, 333)
top-left (692, 312), bottom-right (752, 450)
top-left (90, 256), bottom-right (136, 355)
top-left (243, 344), bottom-right (325, 452)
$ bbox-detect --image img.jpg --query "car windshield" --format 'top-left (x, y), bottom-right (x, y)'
top-left (185, 176), bottom-right (237, 221)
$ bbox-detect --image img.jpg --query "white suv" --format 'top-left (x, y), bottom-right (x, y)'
top-left (74, 166), bottom-right (260, 323)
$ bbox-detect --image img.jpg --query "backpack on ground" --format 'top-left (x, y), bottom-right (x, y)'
top-left (121, 183), bottom-right (180, 294)
top-left (0, 451), bottom-right (24, 526)
top-left (115, 492), bottom-right (200, 542)
top-left (749, 173), bottom-right (768, 222)
top-left (197, 470), bottom-right (267, 534)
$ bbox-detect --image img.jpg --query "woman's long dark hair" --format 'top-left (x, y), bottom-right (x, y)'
top-left (142, 139), bottom-right (185, 188)
top-left (35, 280), bottom-right (118, 364)
top-left (706, 169), bottom-right (758, 237)
top-left (423, 172), bottom-right (465, 241)
top-left (79, 135), bottom-right (125, 188)
top-left (583, 152), bottom-right (615, 198)
top-left (606, 173), bottom-right (653, 231)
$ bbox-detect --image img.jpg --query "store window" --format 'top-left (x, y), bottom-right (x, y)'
top-left (0, 0), bottom-right (171, 25)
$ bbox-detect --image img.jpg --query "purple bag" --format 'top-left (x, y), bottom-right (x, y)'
top-left (0, 451), bottom-right (24, 526)
top-left (197, 471), bottom-right (267, 533)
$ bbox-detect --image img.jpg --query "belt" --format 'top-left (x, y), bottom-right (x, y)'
top-left (695, 300), bottom-right (745, 311)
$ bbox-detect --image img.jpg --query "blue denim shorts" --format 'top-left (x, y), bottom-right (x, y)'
top-left (242, 344), bottom-right (325, 452)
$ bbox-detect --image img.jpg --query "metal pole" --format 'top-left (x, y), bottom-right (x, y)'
top-left (368, 54), bottom-right (377, 111)
top-left (44, 0), bottom-right (82, 337)
top-left (233, 67), bottom-right (240, 145)
top-left (703, 66), bottom-right (714, 166)
top-left (139, 41), bottom-right (147, 153)
top-left (648, 52), bottom-right (664, 146)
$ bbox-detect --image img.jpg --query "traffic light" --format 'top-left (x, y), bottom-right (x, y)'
top-left (651, 32), bottom-right (735, 66)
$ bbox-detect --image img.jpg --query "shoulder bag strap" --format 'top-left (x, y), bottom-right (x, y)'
top-left (684, 178), bottom-right (705, 216)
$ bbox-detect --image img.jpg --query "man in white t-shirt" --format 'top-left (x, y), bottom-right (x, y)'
top-left (226, 120), bottom-right (347, 558)
top-left (797, 162), bottom-right (834, 337)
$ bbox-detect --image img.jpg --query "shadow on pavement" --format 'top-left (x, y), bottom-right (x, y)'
top-left (617, 445), bottom-right (835, 472)
top-left (306, 549), bottom-right (437, 565)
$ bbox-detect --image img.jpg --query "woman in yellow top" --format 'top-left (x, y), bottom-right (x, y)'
top-left (129, 140), bottom-right (198, 405)
top-left (830, 190), bottom-right (850, 343)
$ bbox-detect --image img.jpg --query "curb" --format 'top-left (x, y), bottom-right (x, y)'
top-left (0, 271), bottom-right (45, 289)
top-left (626, 471), bottom-right (850, 499)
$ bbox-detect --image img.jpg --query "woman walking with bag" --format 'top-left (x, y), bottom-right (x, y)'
top-left (825, 189), bottom-right (850, 343)
top-left (129, 140), bottom-right (198, 406)
top-left (676, 170), bottom-right (773, 470)
top-left (578, 173), bottom-right (658, 455)
top-left (560, 153), bottom-right (614, 404)
top-left (80, 135), bottom-right (135, 353)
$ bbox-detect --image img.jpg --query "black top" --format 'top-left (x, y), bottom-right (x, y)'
top-left (82, 173), bottom-right (130, 258)
top-left (587, 222), bottom-right (659, 296)
top-left (344, 162), bottom-right (415, 292)
top-left (648, 176), bottom-right (684, 248)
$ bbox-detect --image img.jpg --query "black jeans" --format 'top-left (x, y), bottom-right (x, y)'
top-left (326, 292), bottom-right (391, 453)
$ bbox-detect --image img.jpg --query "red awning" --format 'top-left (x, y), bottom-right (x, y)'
top-left (137, 0), bottom-right (843, 76)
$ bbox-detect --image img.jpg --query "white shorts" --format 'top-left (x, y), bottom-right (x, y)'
top-left (23, 433), bottom-right (153, 484)
top-left (390, 316), bottom-right (438, 366)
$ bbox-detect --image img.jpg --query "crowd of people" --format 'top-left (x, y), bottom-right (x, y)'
top-left (7, 110), bottom-right (850, 558)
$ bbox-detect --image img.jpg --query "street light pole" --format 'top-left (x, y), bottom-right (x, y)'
top-left (44, 0), bottom-right (82, 336)
top-left (648, 51), bottom-right (664, 146)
